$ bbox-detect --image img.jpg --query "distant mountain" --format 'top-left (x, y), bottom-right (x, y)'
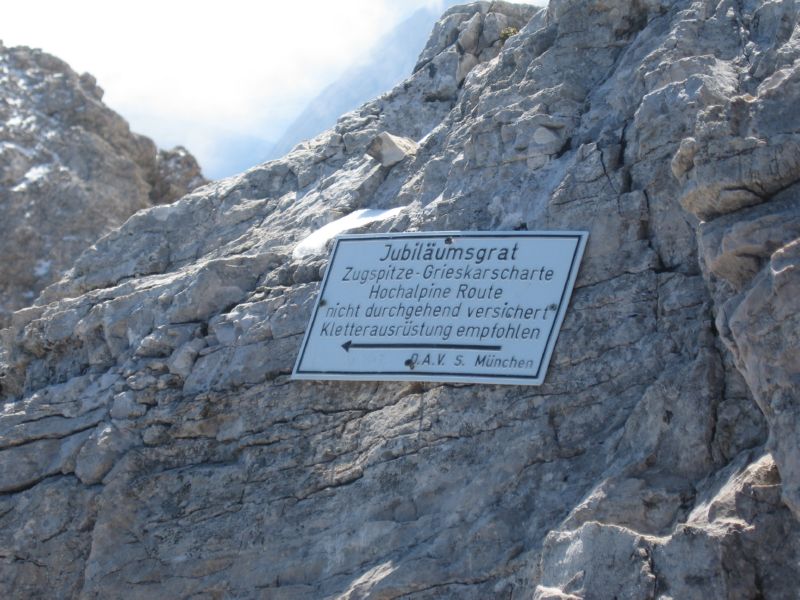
top-left (265, 1), bottom-right (464, 161)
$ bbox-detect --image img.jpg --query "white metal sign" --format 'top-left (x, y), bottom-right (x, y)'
top-left (292, 231), bottom-right (587, 385)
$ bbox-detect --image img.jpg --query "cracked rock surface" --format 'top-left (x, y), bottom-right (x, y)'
top-left (0, 43), bottom-right (207, 327)
top-left (1, 1), bottom-right (799, 598)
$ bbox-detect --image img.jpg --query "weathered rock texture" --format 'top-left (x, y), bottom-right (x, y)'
top-left (0, 43), bottom-right (207, 327)
top-left (1, 1), bottom-right (799, 598)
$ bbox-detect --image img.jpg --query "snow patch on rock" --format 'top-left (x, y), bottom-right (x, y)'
top-left (293, 206), bottom-right (407, 259)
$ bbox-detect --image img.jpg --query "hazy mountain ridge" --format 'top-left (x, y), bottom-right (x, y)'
top-left (266, 1), bottom-right (467, 162)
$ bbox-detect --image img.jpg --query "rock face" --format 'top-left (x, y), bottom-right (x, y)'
top-left (0, 43), bottom-right (207, 327)
top-left (1, 1), bottom-right (799, 598)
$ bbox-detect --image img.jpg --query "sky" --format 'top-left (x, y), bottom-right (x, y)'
top-left (3, 1), bottom-right (541, 179)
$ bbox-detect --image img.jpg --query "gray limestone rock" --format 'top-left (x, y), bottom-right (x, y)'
top-left (1, 0), bottom-right (800, 598)
top-left (151, 146), bottom-right (207, 205)
top-left (365, 131), bottom-right (419, 167)
top-left (0, 43), bottom-right (207, 327)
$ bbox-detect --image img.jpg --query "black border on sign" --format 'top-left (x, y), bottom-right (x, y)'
top-left (292, 231), bottom-right (587, 383)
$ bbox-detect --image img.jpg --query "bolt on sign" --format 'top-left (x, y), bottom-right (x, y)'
top-left (292, 231), bottom-right (588, 385)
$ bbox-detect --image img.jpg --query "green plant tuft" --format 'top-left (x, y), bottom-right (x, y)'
top-left (500, 26), bottom-right (519, 44)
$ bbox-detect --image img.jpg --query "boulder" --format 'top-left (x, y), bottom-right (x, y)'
top-left (365, 131), bottom-right (419, 167)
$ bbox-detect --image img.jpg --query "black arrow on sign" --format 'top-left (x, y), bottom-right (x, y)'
top-left (341, 341), bottom-right (502, 352)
